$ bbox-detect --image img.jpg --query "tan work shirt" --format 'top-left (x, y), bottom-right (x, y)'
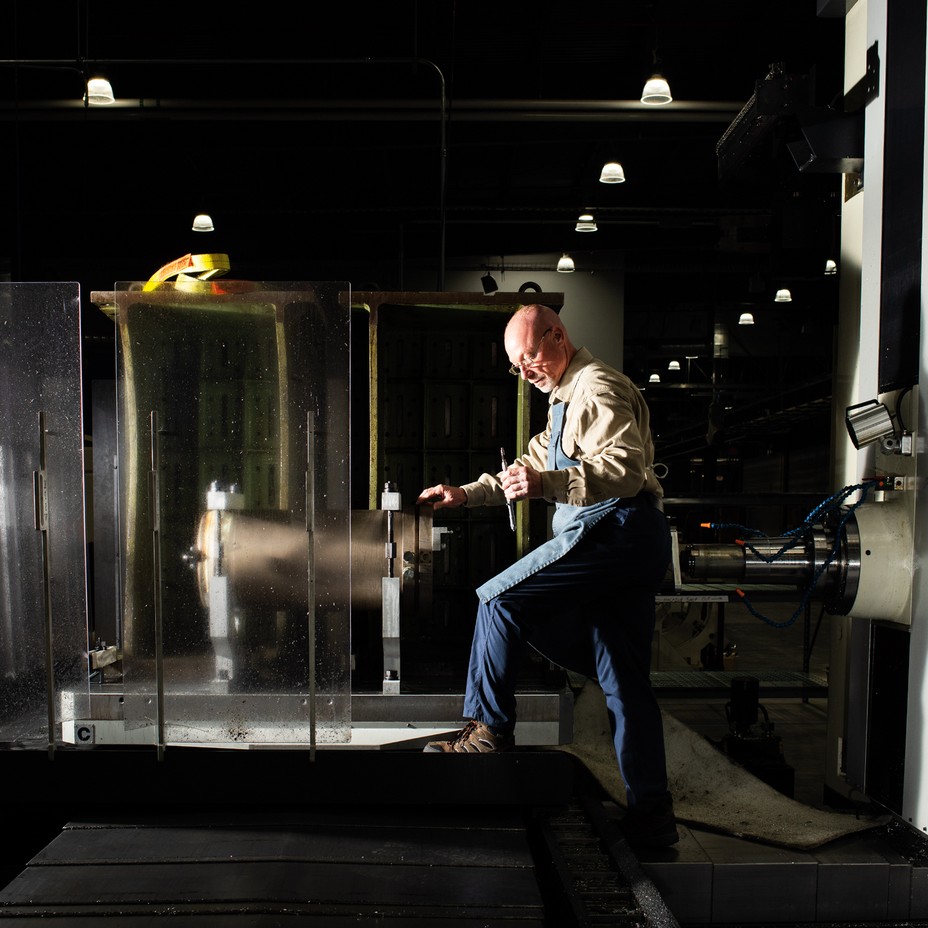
top-left (462, 347), bottom-right (663, 509)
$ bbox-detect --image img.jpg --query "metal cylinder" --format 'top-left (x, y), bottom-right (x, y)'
top-left (680, 510), bottom-right (873, 617)
top-left (845, 501), bottom-right (911, 622)
top-left (740, 538), bottom-right (814, 585)
top-left (683, 534), bottom-right (825, 586)
top-left (682, 544), bottom-right (744, 579)
top-left (194, 507), bottom-right (428, 614)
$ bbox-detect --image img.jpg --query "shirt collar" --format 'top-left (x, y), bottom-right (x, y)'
top-left (550, 346), bottom-right (593, 405)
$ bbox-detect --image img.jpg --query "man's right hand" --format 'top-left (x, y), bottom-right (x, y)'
top-left (417, 484), bottom-right (467, 510)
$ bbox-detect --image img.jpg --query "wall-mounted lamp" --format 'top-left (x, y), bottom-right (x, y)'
top-left (85, 76), bottom-right (115, 105)
top-left (556, 253), bottom-right (575, 273)
top-left (575, 213), bottom-right (597, 232)
top-left (192, 213), bottom-right (215, 232)
top-left (481, 272), bottom-right (499, 295)
top-left (845, 399), bottom-right (895, 450)
top-left (599, 162), bottom-right (626, 183)
top-left (738, 312), bottom-right (755, 325)
top-left (775, 288), bottom-right (792, 302)
top-left (641, 74), bottom-right (672, 105)
top-left (824, 259), bottom-right (837, 275)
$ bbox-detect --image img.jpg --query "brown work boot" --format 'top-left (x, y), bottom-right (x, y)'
top-left (423, 720), bottom-right (514, 753)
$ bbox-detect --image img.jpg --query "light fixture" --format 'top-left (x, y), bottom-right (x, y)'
top-left (738, 312), bottom-right (755, 325)
top-left (641, 74), bottom-right (672, 105)
top-left (775, 288), bottom-right (792, 302)
top-left (667, 360), bottom-right (680, 371)
top-left (481, 272), bottom-right (499, 295)
top-left (824, 259), bottom-right (837, 275)
top-left (85, 76), bottom-right (115, 106)
top-left (556, 253), bottom-right (575, 273)
top-left (192, 213), bottom-right (215, 232)
top-left (575, 213), bottom-right (597, 232)
top-left (845, 399), bottom-right (895, 449)
top-left (649, 373), bottom-right (661, 383)
top-left (599, 162), bottom-right (626, 184)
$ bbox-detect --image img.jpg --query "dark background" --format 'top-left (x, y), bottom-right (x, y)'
top-left (0, 0), bottom-right (849, 494)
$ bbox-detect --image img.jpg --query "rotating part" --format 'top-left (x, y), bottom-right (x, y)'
top-left (848, 501), bottom-right (912, 623)
top-left (193, 507), bottom-right (431, 614)
top-left (681, 511), bottom-right (859, 615)
top-left (681, 502), bottom-right (912, 622)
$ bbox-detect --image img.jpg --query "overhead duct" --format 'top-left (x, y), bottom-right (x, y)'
top-left (716, 63), bottom-right (812, 182)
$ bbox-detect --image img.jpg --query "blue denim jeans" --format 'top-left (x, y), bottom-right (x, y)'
top-left (463, 502), bottom-right (672, 810)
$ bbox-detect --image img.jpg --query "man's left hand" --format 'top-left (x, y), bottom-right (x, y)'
top-left (500, 463), bottom-right (543, 500)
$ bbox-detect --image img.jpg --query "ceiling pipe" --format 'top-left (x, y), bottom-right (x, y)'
top-left (0, 58), bottom-right (739, 126)
top-left (0, 96), bottom-right (741, 123)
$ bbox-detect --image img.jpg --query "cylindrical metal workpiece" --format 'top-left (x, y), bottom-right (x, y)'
top-left (739, 539), bottom-right (813, 584)
top-left (682, 544), bottom-right (745, 579)
top-left (683, 538), bottom-right (814, 585)
top-left (680, 513), bottom-right (871, 617)
top-left (194, 507), bottom-right (428, 614)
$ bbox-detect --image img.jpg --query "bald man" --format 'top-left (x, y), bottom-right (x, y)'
top-left (417, 304), bottom-right (677, 847)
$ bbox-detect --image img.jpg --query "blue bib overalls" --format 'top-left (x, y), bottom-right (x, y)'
top-left (462, 401), bottom-right (673, 810)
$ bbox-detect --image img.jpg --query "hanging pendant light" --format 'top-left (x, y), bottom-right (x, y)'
top-left (739, 312), bottom-right (755, 325)
top-left (557, 253), bottom-right (575, 273)
top-left (599, 162), bottom-right (626, 183)
top-left (575, 213), bottom-right (597, 232)
top-left (641, 74), bottom-right (672, 105)
top-left (85, 76), bottom-right (115, 105)
top-left (775, 288), bottom-right (792, 302)
top-left (192, 213), bottom-right (215, 232)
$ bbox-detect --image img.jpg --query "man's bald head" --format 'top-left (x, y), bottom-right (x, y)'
top-left (504, 304), bottom-right (577, 393)
top-left (504, 304), bottom-right (562, 342)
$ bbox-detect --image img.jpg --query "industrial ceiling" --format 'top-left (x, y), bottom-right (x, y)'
top-left (0, 0), bottom-right (849, 484)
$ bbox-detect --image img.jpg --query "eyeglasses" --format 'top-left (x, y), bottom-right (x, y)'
top-left (508, 328), bottom-right (553, 376)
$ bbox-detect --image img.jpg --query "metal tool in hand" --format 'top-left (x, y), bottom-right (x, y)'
top-left (500, 447), bottom-right (516, 532)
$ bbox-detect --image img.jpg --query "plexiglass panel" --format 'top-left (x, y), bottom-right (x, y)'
top-left (0, 282), bottom-right (89, 747)
top-left (114, 281), bottom-right (350, 745)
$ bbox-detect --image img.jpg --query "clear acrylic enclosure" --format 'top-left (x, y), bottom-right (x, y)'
top-left (0, 282), bottom-right (88, 748)
top-left (112, 281), bottom-right (351, 746)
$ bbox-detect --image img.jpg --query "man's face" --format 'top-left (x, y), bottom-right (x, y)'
top-left (505, 324), bottom-right (564, 394)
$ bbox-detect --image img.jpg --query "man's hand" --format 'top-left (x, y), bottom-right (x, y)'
top-left (500, 463), bottom-right (543, 500)
top-left (417, 484), bottom-right (467, 510)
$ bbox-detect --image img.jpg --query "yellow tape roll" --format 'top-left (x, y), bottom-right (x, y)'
top-left (143, 253), bottom-right (231, 292)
